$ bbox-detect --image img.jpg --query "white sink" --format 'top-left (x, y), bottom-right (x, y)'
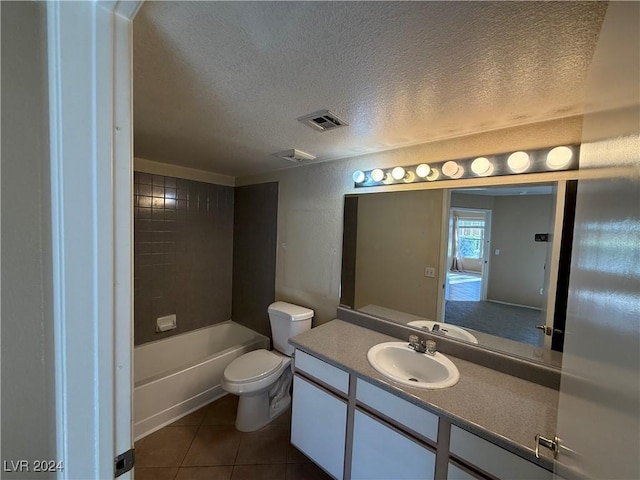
top-left (407, 320), bottom-right (479, 344)
top-left (367, 342), bottom-right (460, 389)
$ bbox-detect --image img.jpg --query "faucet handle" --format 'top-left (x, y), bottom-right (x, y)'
top-left (425, 340), bottom-right (437, 356)
top-left (408, 335), bottom-right (420, 348)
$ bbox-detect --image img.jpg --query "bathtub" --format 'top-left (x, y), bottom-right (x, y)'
top-left (134, 321), bottom-right (269, 440)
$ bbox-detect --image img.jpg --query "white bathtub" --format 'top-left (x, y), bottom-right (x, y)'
top-left (134, 321), bottom-right (269, 440)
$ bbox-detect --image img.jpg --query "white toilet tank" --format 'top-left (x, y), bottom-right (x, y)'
top-left (268, 301), bottom-right (314, 356)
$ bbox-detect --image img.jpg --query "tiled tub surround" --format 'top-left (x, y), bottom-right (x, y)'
top-left (289, 320), bottom-right (559, 474)
top-left (134, 172), bottom-right (234, 345)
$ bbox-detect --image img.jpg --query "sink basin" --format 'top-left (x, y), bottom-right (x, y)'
top-left (367, 342), bottom-right (460, 389)
top-left (407, 321), bottom-right (479, 344)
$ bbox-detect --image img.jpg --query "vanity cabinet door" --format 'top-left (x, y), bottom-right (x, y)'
top-left (291, 375), bottom-right (347, 480)
top-left (447, 462), bottom-right (485, 480)
top-left (449, 426), bottom-right (553, 480)
top-left (351, 409), bottom-right (436, 480)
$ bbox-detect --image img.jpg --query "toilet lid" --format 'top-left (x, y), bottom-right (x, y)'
top-left (225, 350), bottom-right (283, 383)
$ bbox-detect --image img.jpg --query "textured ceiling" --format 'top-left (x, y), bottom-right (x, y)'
top-left (133, 1), bottom-right (607, 177)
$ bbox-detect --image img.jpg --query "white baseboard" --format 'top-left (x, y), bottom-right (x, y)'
top-left (487, 299), bottom-right (542, 311)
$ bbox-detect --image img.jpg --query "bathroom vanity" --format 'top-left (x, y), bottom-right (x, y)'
top-left (289, 320), bottom-right (560, 480)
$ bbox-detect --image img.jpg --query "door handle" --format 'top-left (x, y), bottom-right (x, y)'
top-left (535, 325), bottom-right (564, 336)
top-left (535, 434), bottom-right (559, 459)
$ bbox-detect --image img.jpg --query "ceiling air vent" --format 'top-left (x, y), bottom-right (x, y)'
top-left (272, 149), bottom-right (316, 163)
top-left (297, 110), bottom-right (349, 132)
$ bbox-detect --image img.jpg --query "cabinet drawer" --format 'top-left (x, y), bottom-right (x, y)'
top-left (449, 426), bottom-right (553, 480)
top-left (356, 378), bottom-right (439, 443)
top-left (294, 349), bottom-right (349, 395)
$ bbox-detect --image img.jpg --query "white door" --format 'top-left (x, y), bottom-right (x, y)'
top-left (351, 410), bottom-right (436, 480)
top-left (553, 2), bottom-right (639, 478)
top-left (291, 376), bottom-right (347, 479)
top-left (47, 2), bottom-right (142, 477)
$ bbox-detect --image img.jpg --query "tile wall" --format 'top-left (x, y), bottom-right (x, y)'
top-left (134, 172), bottom-right (234, 345)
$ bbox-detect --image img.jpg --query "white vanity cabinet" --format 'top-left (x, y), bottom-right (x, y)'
top-left (449, 426), bottom-right (555, 480)
top-left (291, 350), bottom-right (349, 479)
top-left (291, 375), bottom-right (347, 479)
top-left (291, 348), bottom-right (555, 480)
top-left (352, 378), bottom-right (437, 479)
top-left (351, 409), bottom-right (436, 479)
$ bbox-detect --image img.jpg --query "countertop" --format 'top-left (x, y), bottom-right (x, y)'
top-left (289, 319), bottom-right (559, 470)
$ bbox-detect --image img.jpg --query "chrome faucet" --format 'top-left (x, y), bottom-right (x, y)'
top-left (408, 335), bottom-right (437, 356)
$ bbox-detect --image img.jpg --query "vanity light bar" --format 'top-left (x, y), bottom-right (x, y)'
top-left (352, 145), bottom-right (579, 188)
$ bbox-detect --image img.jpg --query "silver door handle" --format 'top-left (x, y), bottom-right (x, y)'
top-left (535, 434), bottom-right (559, 459)
top-left (535, 325), bottom-right (564, 336)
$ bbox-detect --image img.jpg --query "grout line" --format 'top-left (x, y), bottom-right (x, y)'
top-left (179, 423), bottom-right (202, 468)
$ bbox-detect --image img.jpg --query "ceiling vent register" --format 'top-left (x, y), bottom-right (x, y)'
top-left (297, 110), bottom-right (349, 132)
top-left (272, 149), bottom-right (316, 163)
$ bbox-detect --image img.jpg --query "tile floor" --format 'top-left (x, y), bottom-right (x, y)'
top-left (135, 394), bottom-right (332, 480)
top-left (446, 272), bottom-right (481, 301)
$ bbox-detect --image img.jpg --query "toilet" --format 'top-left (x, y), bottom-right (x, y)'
top-left (221, 301), bottom-right (314, 432)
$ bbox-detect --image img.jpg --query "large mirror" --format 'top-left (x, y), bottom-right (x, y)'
top-left (341, 180), bottom-right (576, 367)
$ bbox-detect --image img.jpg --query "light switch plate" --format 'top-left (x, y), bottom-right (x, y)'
top-left (424, 267), bottom-right (436, 278)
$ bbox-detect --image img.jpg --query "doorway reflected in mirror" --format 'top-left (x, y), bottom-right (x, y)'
top-left (444, 187), bottom-right (554, 347)
top-left (340, 180), bottom-right (577, 367)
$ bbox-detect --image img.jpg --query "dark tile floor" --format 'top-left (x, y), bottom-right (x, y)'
top-left (135, 394), bottom-right (332, 480)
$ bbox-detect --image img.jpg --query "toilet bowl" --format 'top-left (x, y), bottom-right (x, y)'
top-left (221, 301), bottom-right (314, 432)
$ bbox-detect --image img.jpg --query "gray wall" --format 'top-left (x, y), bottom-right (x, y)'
top-left (232, 183), bottom-right (279, 338)
top-left (1, 1), bottom-right (56, 476)
top-left (235, 118), bottom-right (584, 326)
top-left (134, 172), bottom-right (234, 345)
top-left (450, 192), bottom-right (495, 211)
top-left (488, 195), bottom-right (553, 308)
top-left (354, 190), bottom-right (443, 319)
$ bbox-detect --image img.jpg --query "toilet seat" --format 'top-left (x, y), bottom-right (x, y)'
top-left (225, 349), bottom-right (283, 383)
top-left (222, 349), bottom-right (290, 394)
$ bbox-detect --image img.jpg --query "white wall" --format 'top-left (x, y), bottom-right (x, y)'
top-left (236, 117), bottom-right (583, 324)
top-left (1, 1), bottom-right (56, 474)
top-left (487, 195), bottom-right (553, 308)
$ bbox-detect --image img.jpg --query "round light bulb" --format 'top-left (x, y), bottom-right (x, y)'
top-left (403, 171), bottom-right (416, 183)
top-left (391, 167), bottom-right (406, 180)
top-left (546, 146), bottom-right (573, 169)
top-left (426, 168), bottom-right (440, 181)
top-left (451, 166), bottom-right (465, 179)
top-left (507, 151), bottom-right (530, 173)
top-left (442, 161), bottom-right (461, 178)
top-left (352, 170), bottom-right (365, 184)
top-left (371, 168), bottom-right (385, 182)
top-left (471, 157), bottom-right (493, 176)
top-left (415, 163), bottom-right (431, 178)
